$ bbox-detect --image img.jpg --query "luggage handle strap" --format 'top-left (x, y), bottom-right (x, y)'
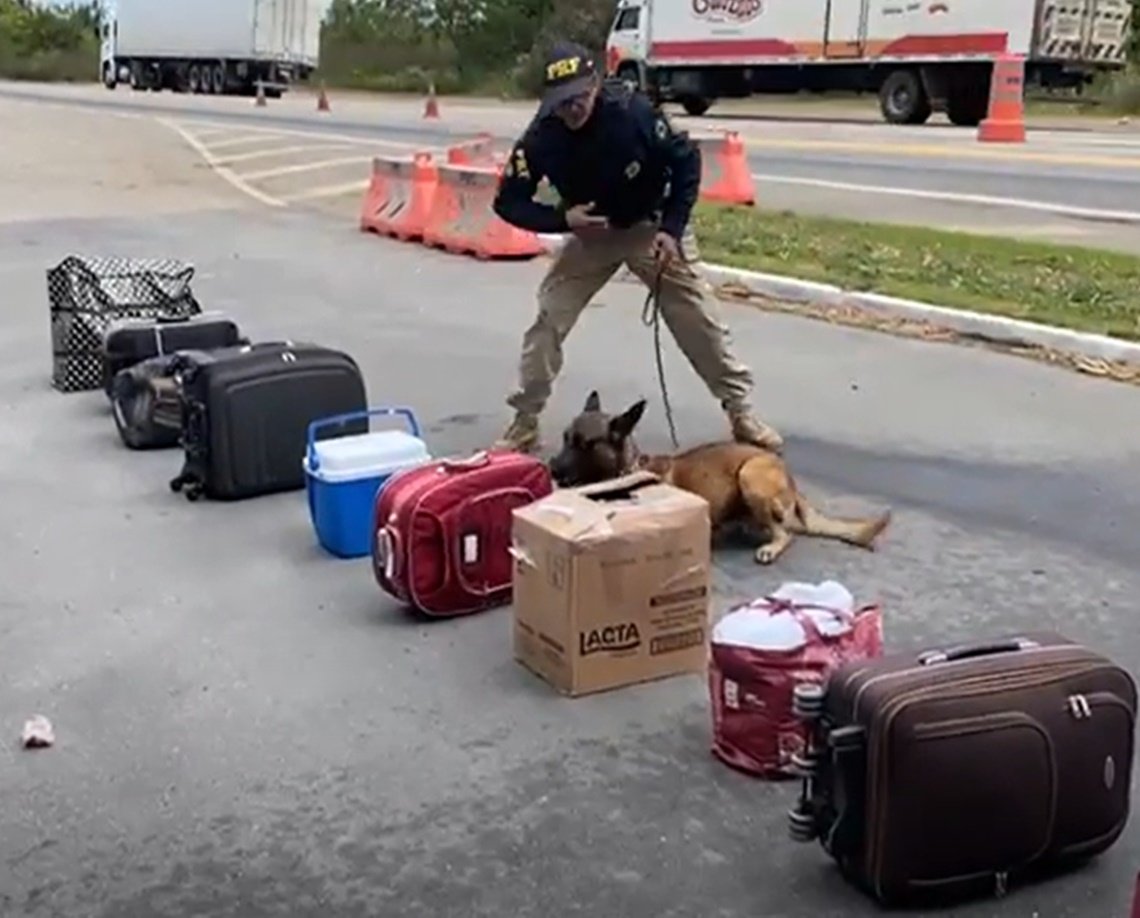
top-left (376, 525), bottom-right (402, 584)
top-left (754, 598), bottom-right (854, 642)
top-left (306, 406), bottom-right (422, 470)
top-left (441, 450), bottom-right (491, 473)
top-left (918, 637), bottom-right (1039, 667)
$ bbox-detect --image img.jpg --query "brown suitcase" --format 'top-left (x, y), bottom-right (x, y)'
top-left (788, 632), bottom-right (1136, 906)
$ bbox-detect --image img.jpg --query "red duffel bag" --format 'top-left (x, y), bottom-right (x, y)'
top-left (371, 449), bottom-right (552, 617)
top-left (708, 583), bottom-right (883, 779)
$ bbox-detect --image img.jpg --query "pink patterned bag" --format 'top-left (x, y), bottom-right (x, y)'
top-left (709, 594), bottom-right (883, 779)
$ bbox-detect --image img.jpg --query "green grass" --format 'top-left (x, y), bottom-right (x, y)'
top-left (0, 39), bottom-right (97, 82)
top-left (693, 204), bottom-right (1140, 341)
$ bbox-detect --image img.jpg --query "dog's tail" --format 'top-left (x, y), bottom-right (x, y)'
top-left (792, 496), bottom-right (891, 549)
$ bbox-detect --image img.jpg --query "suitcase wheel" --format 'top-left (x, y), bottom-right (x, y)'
top-left (792, 682), bottom-right (825, 721)
top-left (788, 750), bottom-right (821, 778)
top-left (788, 803), bottom-right (818, 843)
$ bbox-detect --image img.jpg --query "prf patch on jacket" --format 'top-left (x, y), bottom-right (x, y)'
top-left (546, 56), bottom-right (581, 81)
top-left (655, 116), bottom-right (669, 140)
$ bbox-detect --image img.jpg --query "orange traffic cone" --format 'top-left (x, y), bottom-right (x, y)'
top-left (424, 82), bottom-right (440, 119)
top-left (698, 132), bottom-right (756, 206)
top-left (978, 54), bottom-right (1026, 144)
top-left (255, 81), bottom-right (267, 108)
top-left (317, 82), bottom-right (330, 113)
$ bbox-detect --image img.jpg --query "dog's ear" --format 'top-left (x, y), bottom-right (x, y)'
top-left (609, 399), bottom-right (647, 440)
top-left (583, 390), bottom-right (601, 413)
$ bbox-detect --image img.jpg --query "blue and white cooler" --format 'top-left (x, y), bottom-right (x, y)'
top-left (304, 406), bottom-right (430, 559)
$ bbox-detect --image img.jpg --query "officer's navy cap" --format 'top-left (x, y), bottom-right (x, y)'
top-left (539, 41), bottom-right (598, 116)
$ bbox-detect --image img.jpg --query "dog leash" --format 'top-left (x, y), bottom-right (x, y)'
top-left (640, 264), bottom-right (680, 450)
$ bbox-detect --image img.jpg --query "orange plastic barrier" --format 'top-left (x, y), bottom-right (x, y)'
top-left (978, 54), bottom-right (1027, 144)
top-left (447, 133), bottom-right (497, 166)
top-left (359, 152), bottom-right (438, 242)
top-left (695, 131), bottom-right (756, 206)
top-left (422, 164), bottom-right (545, 260)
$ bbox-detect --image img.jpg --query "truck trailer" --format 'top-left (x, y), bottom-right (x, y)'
top-left (604, 0), bottom-right (1133, 125)
top-left (100, 0), bottom-right (332, 97)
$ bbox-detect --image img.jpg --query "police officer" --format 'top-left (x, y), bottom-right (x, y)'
top-left (490, 40), bottom-right (783, 455)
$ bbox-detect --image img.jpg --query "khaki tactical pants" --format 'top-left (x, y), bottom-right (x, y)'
top-left (507, 221), bottom-right (754, 417)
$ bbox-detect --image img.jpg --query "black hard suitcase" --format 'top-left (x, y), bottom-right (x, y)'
top-left (788, 633), bottom-right (1136, 907)
top-left (110, 354), bottom-right (183, 450)
top-left (169, 342), bottom-right (367, 501)
top-left (102, 312), bottom-right (245, 396)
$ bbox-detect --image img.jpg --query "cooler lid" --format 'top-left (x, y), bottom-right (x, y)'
top-left (311, 430), bottom-right (430, 482)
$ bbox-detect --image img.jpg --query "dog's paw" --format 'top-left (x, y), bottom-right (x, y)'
top-left (754, 545), bottom-right (778, 564)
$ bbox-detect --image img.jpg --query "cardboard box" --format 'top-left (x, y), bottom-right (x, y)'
top-left (510, 472), bottom-right (712, 697)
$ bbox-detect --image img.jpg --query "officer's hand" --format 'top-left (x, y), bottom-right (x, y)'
top-left (650, 231), bottom-right (681, 266)
top-left (565, 202), bottom-right (608, 231)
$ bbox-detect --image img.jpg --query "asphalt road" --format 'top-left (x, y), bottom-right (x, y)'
top-left (1, 93), bottom-right (1139, 918)
top-left (4, 80), bottom-right (1140, 252)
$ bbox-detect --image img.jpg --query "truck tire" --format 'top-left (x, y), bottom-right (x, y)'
top-left (879, 69), bottom-right (932, 125)
top-left (616, 64), bottom-right (641, 93)
top-left (681, 96), bottom-right (712, 116)
top-left (103, 62), bottom-right (117, 90)
top-left (946, 77), bottom-right (990, 127)
top-left (188, 63), bottom-right (202, 94)
top-left (212, 64), bottom-right (226, 95)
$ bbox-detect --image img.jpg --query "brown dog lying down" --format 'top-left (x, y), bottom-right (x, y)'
top-left (547, 391), bottom-right (891, 564)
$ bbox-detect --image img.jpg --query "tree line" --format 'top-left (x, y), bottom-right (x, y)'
top-left (318, 0), bottom-right (614, 96)
top-left (0, 0), bottom-right (1136, 107)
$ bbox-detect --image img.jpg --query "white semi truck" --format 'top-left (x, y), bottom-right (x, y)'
top-left (604, 0), bottom-right (1133, 125)
top-left (100, 0), bottom-right (332, 97)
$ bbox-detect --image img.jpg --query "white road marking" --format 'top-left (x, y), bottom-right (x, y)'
top-left (158, 117), bottom-right (284, 207)
top-left (281, 180), bottom-right (370, 202)
top-left (750, 172), bottom-right (1140, 223)
top-left (239, 155), bottom-right (374, 181)
top-left (191, 126), bottom-right (242, 140)
top-left (204, 133), bottom-right (294, 150)
top-left (211, 142), bottom-right (360, 166)
top-left (176, 117), bottom-right (437, 152)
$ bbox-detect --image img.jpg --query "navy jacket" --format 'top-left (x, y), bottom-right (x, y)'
top-left (492, 84), bottom-right (701, 241)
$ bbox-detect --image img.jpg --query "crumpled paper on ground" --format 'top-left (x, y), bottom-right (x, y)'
top-left (21, 715), bottom-right (55, 749)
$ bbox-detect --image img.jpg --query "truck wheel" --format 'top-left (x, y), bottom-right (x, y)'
top-left (879, 69), bottom-right (932, 125)
top-left (946, 80), bottom-right (990, 127)
top-left (103, 62), bottom-right (117, 90)
top-left (616, 64), bottom-right (641, 93)
top-left (681, 95), bottom-right (712, 117)
top-left (188, 64), bottom-right (202, 94)
top-left (212, 64), bottom-right (226, 95)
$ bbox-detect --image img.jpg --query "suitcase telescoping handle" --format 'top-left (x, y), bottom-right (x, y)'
top-left (918, 636), bottom-right (1039, 666)
top-left (305, 406), bottom-right (422, 471)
